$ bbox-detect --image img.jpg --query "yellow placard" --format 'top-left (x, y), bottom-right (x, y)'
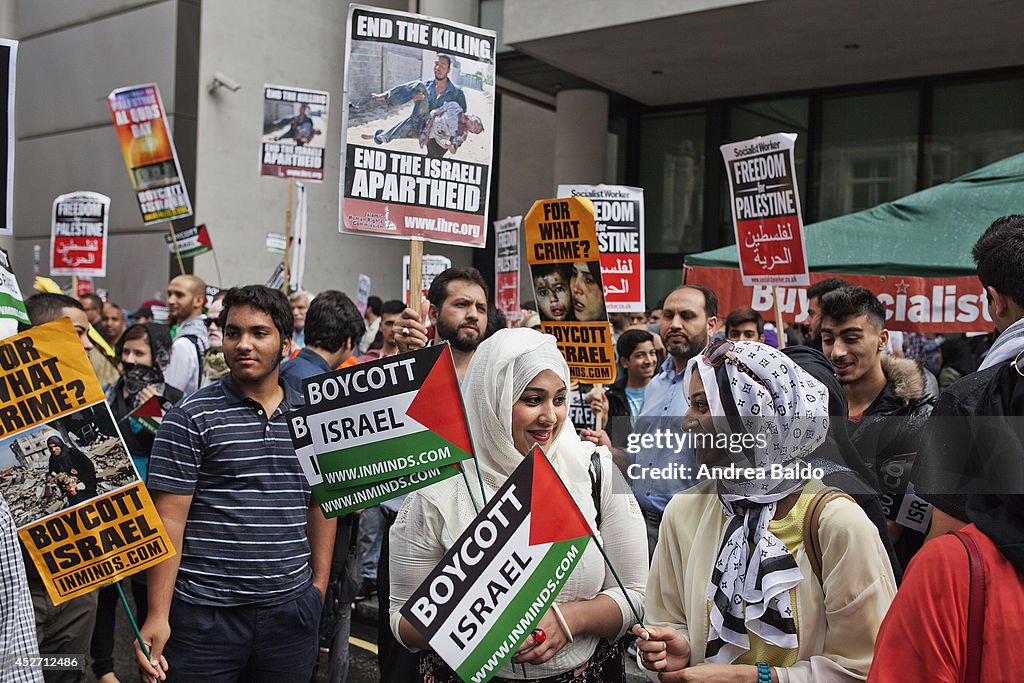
top-left (524, 197), bottom-right (616, 383)
top-left (0, 319), bottom-right (174, 604)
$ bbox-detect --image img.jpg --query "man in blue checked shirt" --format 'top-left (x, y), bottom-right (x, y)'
top-left (631, 285), bottom-right (718, 557)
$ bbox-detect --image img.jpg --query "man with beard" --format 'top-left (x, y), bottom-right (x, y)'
top-left (164, 274), bottom-right (208, 395)
top-left (139, 286), bottom-right (334, 682)
top-left (99, 301), bottom-right (126, 346)
top-left (633, 285), bottom-right (717, 556)
top-left (395, 266), bottom-right (488, 381)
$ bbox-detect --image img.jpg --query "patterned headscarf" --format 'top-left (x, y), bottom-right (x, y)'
top-left (685, 341), bottom-right (830, 664)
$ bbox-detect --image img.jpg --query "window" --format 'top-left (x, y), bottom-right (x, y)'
top-left (816, 91), bottom-right (918, 219)
top-left (638, 113), bottom-right (705, 254)
top-left (926, 78), bottom-right (1024, 184)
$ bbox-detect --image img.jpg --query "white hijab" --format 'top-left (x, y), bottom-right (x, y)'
top-left (419, 328), bottom-right (597, 542)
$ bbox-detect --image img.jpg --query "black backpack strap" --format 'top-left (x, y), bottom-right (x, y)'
top-left (589, 451), bottom-right (603, 530)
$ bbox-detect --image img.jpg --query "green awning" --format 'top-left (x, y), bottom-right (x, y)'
top-left (685, 152), bottom-right (1024, 277)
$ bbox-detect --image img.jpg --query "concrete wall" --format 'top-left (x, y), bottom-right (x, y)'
top-left (192, 0), bottom-right (475, 302)
top-left (10, 0), bottom-right (198, 307)
top-left (502, 0), bottom-right (759, 45)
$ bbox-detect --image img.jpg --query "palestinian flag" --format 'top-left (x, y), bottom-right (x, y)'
top-left (286, 405), bottom-right (461, 518)
top-left (402, 446), bottom-right (593, 683)
top-left (164, 224), bottom-right (212, 258)
top-left (303, 344), bottom-right (475, 490)
top-left (129, 395), bottom-right (165, 434)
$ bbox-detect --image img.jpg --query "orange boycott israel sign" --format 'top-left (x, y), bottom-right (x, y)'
top-left (0, 319), bottom-right (174, 603)
top-left (686, 265), bottom-right (993, 333)
top-left (107, 84), bottom-right (193, 224)
top-left (525, 197), bottom-right (616, 382)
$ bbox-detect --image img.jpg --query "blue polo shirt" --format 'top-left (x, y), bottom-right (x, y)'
top-left (148, 373), bottom-right (312, 606)
top-left (629, 355), bottom-right (698, 514)
top-left (280, 347), bottom-right (333, 396)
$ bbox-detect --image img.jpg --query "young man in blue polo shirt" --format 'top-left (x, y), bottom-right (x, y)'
top-left (138, 285), bottom-right (335, 682)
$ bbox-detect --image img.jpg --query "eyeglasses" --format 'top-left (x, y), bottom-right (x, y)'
top-left (1013, 349), bottom-right (1024, 378)
top-left (702, 338), bottom-right (735, 368)
top-left (702, 338), bottom-right (773, 394)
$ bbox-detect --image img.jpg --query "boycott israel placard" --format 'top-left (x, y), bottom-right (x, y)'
top-left (107, 84), bottom-right (193, 224)
top-left (557, 185), bottom-right (645, 313)
top-left (261, 84), bottom-right (329, 182)
top-left (0, 319), bottom-right (174, 604)
top-left (50, 191), bottom-right (110, 277)
top-left (721, 133), bottom-right (809, 287)
top-left (403, 253), bottom-right (452, 304)
top-left (494, 217), bottom-right (521, 321)
top-left (287, 405), bottom-right (460, 518)
top-left (164, 224), bottom-right (213, 258)
top-left (0, 39), bottom-right (16, 235)
top-left (402, 446), bottom-right (592, 683)
top-left (524, 197), bottom-right (616, 383)
top-left (304, 344), bottom-right (474, 490)
top-left (339, 5), bottom-right (496, 248)
top-left (0, 247), bottom-right (30, 327)
top-left (686, 265), bottom-right (993, 333)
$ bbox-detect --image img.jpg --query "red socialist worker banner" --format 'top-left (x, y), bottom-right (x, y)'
top-left (686, 266), bottom-right (993, 334)
top-left (721, 133), bottom-right (809, 287)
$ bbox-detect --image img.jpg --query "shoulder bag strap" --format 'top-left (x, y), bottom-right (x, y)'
top-left (802, 486), bottom-right (856, 584)
top-left (589, 451), bottom-right (602, 530)
top-left (950, 530), bottom-right (986, 683)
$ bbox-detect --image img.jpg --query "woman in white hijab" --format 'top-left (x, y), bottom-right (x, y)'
top-left (634, 340), bottom-right (896, 682)
top-left (389, 328), bottom-right (648, 681)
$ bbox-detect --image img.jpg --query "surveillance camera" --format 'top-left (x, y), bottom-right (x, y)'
top-left (208, 71), bottom-right (241, 94)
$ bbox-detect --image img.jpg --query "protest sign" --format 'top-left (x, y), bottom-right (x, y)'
top-left (287, 405), bottom-right (460, 518)
top-left (524, 197), bottom-right (616, 383)
top-left (685, 265), bottom-right (994, 333)
top-left (355, 273), bottom-right (372, 315)
top-left (557, 186), bottom-right (645, 313)
top-left (339, 5), bottom-right (496, 248)
top-left (74, 277), bottom-right (93, 298)
top-left (261, 84), bottom-right (329, 182)
top-left (0, 39), bottom-right (16, 235)
top-left (402, 253), bottom-right (451, 304)
top-left (50, 192), bottom-right (110, 277)
top-left (163, 224), bottom-right (212, 258)
top-left (401, 445), bottom-right (592, 682)
top-left (302, 344), bottom-right (474, 490)
top-left (0, 319), bottom-right (174, 604)
top-left (266, 232), bottom-right (286, 254)
top-left (721, 133), bottom-right (809, 287)
top-left (0, 247), bottom-right (30, 327)
top-left (494, 217), bottom-right (521, 321)
top-left (107, 84), bottom-right (193, 224)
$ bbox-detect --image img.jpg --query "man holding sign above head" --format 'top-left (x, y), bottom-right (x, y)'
top-left (390, 328), bottom-right (647, 681)
top-left (396, 266), bottom-right (488, 381)
top-left (139, 285), bottom-right (334, 683)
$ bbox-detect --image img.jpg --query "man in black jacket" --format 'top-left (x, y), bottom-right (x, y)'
top-left (913, 215), bottom-right (1024, 539)
top-left (820, 286), bottom-right (937, 565)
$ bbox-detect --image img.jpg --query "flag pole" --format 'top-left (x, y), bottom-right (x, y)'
top-left (537, 448), bottom-right (644, 627)
top-left (167, 223), bottom-right (185, 275)
top-left (282, 179), bottom-right (294, 293)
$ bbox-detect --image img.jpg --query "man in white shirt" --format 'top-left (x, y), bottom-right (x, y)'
top-left (164, 275), bottom-right (208, 394)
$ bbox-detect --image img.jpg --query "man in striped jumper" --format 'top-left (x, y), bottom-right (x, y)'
top-left (136, 285), bottom-right (335, 682)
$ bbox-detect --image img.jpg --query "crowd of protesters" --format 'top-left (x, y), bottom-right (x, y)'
top-left (1, 215), bottom-right (1023, 682)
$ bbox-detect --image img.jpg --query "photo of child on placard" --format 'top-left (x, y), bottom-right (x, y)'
top-left (533, 263), bottom-right (573, 322)
top-left (0, 403), bottom-right (139, 527)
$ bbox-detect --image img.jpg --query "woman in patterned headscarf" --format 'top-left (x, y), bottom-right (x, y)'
top-left (635, 340), bottom-right (896, 682)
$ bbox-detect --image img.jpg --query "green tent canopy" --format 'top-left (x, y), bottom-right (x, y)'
top-left (686, 152), bottom-right (1024, 278)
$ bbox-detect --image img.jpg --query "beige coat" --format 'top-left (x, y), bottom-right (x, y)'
top-left (643, 480), bottom-right (896, 682)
